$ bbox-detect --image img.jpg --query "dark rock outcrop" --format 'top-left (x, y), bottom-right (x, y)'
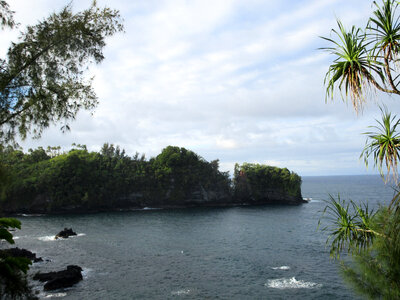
top-left (33, 265), bottom-right (83, 291)
top-left (55, 228), bottom-right (77, 239)
top-left (0, 247), bottom-right (43, 262)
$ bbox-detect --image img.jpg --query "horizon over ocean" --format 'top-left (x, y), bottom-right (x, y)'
top-left (8, 174), bottom-right (395, 299)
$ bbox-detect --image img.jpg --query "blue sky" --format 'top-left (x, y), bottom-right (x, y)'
top-left (3, 0), bottom-right (400, 176)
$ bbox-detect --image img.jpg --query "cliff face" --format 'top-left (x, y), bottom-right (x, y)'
top-left (233, 163), bottom-right (304, 206)
top-left (233, 188), bottom-right (305, 205)
top-left (2, 183), bottom-right (303, 214)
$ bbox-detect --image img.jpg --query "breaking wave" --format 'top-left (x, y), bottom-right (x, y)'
top-left (271, 266), bottom-right (290, 270)
top-left (171, 289), bottom-right (192, 296)
top-left (266, 277), bottom-right (322, 289)
top-left (38, 235), bottom-right (56, 241)
top-left (44, 292), bottom-right (67, 298)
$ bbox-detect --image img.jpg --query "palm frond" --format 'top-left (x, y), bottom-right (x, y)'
top-left (319, 194), bottom-right (378, 259)
top-left (360, 106), bottom-right (400, 183)
top-left (321, 21), bottom-right (383, 112)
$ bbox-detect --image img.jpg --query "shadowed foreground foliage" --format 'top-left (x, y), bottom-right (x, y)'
top-left (320, 195), bottom-right (400, 299)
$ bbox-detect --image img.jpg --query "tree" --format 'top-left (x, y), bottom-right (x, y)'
top-left (0, 1), bottom-right (123, 298)
top-left (320, 0), bottom-right (400, 298)
top-left (0, 1), bottom-right (123, 143)
top-left (0, 1), bottom-right (16, 30)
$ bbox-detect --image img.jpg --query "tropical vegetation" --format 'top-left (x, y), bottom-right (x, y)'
top-left (234, 163), bottom-right (302, 202)
top-left (0, 144), bottom-right (302, 213)
top-left (0, 0), bottom-right (123, 298)
top-left (320, 0), bottom-right (400, 298)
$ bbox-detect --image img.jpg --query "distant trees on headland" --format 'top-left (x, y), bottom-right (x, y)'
top-left (0, 144), bottom-right (303, 213)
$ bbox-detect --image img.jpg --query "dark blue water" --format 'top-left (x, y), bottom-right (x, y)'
top-left (10, 175), bottom-right (395, 299)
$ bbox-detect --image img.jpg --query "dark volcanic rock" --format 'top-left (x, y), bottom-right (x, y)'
top-left (33, 265), bottom-right (83, 291)
top-left (0, 247), bottom-right (43, 262)
top-left (55, 228), bottom-right (77, 239)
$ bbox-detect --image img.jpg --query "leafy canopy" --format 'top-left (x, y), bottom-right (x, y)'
top-left (0, 1), bottom-right (123, 143)
top-left (0, 1), bottom-right (123, 298)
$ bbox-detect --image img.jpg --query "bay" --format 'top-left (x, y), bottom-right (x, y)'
top-left (10, 175), bottom-right (395, 299)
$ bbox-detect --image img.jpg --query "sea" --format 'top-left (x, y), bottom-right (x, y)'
top-left (7, 175), bottom-right (396, 299)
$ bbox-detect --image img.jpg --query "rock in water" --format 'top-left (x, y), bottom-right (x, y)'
top-left (55, 228), bottom-right (77, 239)
top-left (33, 265), bottom-right (83, 291)
top-left (0, 247), bottom-right (43, 262)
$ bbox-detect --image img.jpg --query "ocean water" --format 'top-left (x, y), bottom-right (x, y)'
top-left (8, 175), bottom-right (396, 299)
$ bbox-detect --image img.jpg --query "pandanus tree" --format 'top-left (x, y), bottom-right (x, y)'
top-left (320, 0), bottom-right (400, 298)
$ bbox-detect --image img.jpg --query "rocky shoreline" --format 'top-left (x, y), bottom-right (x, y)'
top-left (5, 195), bottom-right (308, 216)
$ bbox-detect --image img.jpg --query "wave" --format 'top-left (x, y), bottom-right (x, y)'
top-left (82, 267), bottom-right (92, 279)
top-left (171, 289), bottom-right (192, 296)
top-left (43, 292), bottom-right (67, 298)
top-left (18, 213), bottom-right (45, 217)
top-left (266, 277), bottom-right (322, 289)
top-left (38, 233), bottom-right (86, 241)
top-left (38, 235), bottom-right (56, 241)
top-left (271, 266), bottom-right (290, 270)
top-left (143, 207), bottom-right (162, 210)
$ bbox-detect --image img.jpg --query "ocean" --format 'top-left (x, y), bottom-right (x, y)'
top-left (9, 175), bottom-right (396, 299)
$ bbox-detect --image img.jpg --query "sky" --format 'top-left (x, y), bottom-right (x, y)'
top-left (2, 0), bottom-right (400, 176)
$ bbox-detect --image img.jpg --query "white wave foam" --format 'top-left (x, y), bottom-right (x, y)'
top-left (82, 268), bottom-right (92, 279)
top-left (143, 207), bottom-right (161, 210)
top-left (44, 292), bottom-right (67, 298)
top-left (271, 266), bottom-right (290, 270)
top-left (38, 233), bottom-right (85, 241)
top-left (38, 235), bottom-right (56, 241)
top-left (171, 289), bottom-right (191, 296)
top-left (19, 213), bottom-right (44, 217)
top-left (266, 277), bottom-right (322, 289)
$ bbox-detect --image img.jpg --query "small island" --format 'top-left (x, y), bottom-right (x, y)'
top-left (0, 144), bottom-right (305, 214)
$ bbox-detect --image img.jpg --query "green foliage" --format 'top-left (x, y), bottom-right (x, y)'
top-left (320, 195), bottom-right (400, 299)
top-left (322, 0), bottom-right (400, 113)
top-left (368, 0), bottom-right (400, 61)
top-left (0, 144), bottom-right (232, 211)
top-left (0, 217), bottom-right (33, 299)
top-left (321, 21), bottom-right (381, 112)
top-left (319, 195), bottom-right (378, 259)
top-left (233, 163), bottom-right (302, 200)
top-left (321, 2), bottom-right (400, 297)
top-left (0, 1), bottom-right (16, 29)
top-left (0, 1), bottom-right (123, 297)
top-left (150, 146), bottom-right (231, 203)
top-left (0, 1), bottom-right (124, 143)
top-left (0, 217), bottom-right (20, 244)
top-left (361, 107), bottom-right (400, 183)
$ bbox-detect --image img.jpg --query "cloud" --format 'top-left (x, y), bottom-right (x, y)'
top-left (5, 0), bottom-right (400, 176)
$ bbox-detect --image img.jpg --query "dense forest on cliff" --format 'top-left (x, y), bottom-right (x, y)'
top-left (0, 144), bottom-right (303, 213)
top-left (234, 163), bottom-right (302, 201)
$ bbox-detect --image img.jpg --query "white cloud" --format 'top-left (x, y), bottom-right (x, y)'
top-left (5, 0), bottom-right (399, 176)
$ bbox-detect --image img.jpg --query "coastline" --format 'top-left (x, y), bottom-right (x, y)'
top-left (4, 198), bottom-right (308, 217)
